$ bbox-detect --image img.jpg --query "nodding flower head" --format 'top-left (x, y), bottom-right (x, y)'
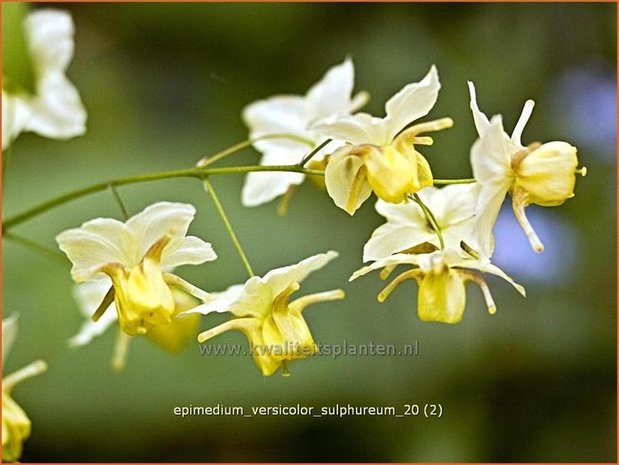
top-left (188, 252), bottom-right (345, 376)
top-left (313, 66), bottom-right (453, 215)
top-left (468, 82), bottom-right (586, 253)
top-left (351, 248), bottom-right (525, 324)
top-left (56, 202), bottom-right (217, 336)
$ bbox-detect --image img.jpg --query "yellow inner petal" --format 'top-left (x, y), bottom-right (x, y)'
top-left (364, 145), bottom-right (420, 203)
top-left (417, 267), bottom-right (466, 324)
top-left (2, 391), bottom-right (31, 463)
top-left (103, 236), bottom-right (176, 336)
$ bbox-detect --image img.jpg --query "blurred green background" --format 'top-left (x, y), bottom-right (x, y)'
top-left (2, 2), bottom-right (616, 462)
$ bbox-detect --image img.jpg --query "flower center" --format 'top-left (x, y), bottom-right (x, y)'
top-left (102, 236), bottom-right (175, 335)
top-left (377, 261), bottom-right (498, 324)
top-left (262, 283), bottom-right (317, 361)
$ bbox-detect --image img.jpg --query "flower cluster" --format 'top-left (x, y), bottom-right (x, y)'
top-left (56, 201), bottom-right (344, 376)
top-left (239, 60), bottom-right (585, 323)
top-left (49, 59), bottom-right (585, 368)
top-left (2, 13), bottom-right (586, 459)
top-left (240, 58), bottom-right (368, 209)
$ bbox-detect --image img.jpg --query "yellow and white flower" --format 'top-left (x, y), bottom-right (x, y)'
top-left (363, 183), bottom-right (480, 262)
top-left (312, 66), bottom-right (453, 215)
top-left (238, 59), bottom-right (367, 208)
top-left (56, 202), bottom-right (216, 337)
top-left (69, 280), bottom-right (201, 370)
top-left (186, 251), bottom-right (345, 376)
top-left (351, 248), bottom-right (524, 324)
top-left (355, 181), bottom-right (524, 324)
top-left (2, 8), bottom-right (87, 149)
top-left (468, 82), bottom-right (585, 253)
top-left (2, 315), bottom-right (47, 462)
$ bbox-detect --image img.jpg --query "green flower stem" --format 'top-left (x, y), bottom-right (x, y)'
top-left (3, 231), bottom-right (67, 264)
top-left (196, 139), bottom-right (255, 168)
top-left (108, 184), bottom-right (130, 220)
top-left (298, 138), bottom-right (331, 167)
top-left (2, 164), bottom-right (323, 231)
top-left (197, 133), bottom-right (314, 168)
top-left (411, 193), bottom-right (445, 249)
top-left (433, 178), bottom-right (476, 185)
top-left (203, 178), bottom-right (255, 278)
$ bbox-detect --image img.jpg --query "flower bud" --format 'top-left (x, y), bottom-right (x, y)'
top-left (512, 141), bottom-right (579, 207)
top-left (364, 145), bottom-right (433, 204)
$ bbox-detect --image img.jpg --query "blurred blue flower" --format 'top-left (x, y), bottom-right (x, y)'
top-left (492, 206), bottom-right (579, 286)
top-left (551, 64), bottom-right (616, 157)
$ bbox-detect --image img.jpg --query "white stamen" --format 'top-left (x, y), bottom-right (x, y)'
top-left (164, 273), bottom-right (210, 302)
top-left (351, 91), bottom-right (370, 112)
top-left (197, 318), bottom-right (254, 343)
top-left (2, 360), bottom-right (48, 392)
top-left (512, 192), bottom-right (544, 253)
top-left (459, 271), bottom-right (496, 315)
top-left (112, 331), bottom-right (131, 372)
top-left (413, 136), bottom-right (434, 146)
top-left (378, 269), bottom-right (423, 303)
top-left (511, 99), bottom-right (535, 147)
top-left (289, 289), bottom-right (345, 314)
top-left (379, 265), bottom-right (398, 281)
top-left (402, 117), bottom-right (454, 138)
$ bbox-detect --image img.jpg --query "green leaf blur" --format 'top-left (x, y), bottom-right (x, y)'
top-left (2, 2), bottom-right (36, 94)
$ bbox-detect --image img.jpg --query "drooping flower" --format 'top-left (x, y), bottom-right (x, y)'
top-left (185, 251), bottom-right (345, 376)
top-left (351, 248), bottom-right (524, 324)
top-left (312, 66), bottom-right (453, 215)
top-left (2, 315), bottom-right (47, 462)
top-left (69, 279), bottom-right (202, 370)
top-left (2, 8), bottom-right (87, 149)
top-left (236, 58), bottom-right (368, 209)
top-left (363, 183), bottom-right (480, 262)
top-left (354, 180), bottom-right (524, 324)
top-left (468, 82), bottom-right (586, 253)
top-left (56, 202), bottom-right (216, 337)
